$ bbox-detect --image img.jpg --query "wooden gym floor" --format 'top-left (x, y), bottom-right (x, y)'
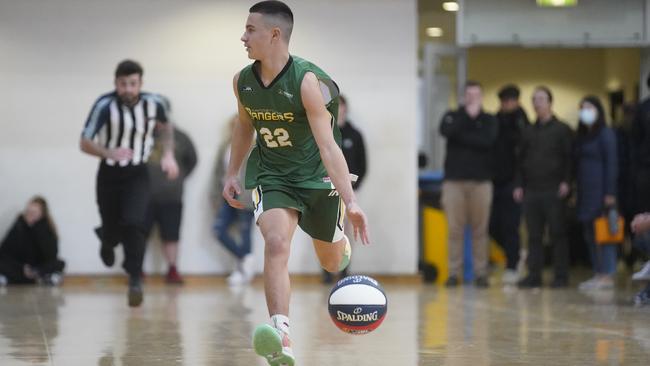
top-left (0, 274), bottom-right (648, 365)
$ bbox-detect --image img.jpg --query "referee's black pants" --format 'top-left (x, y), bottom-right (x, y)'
top-left (96, 162), bottom-right (150, 278)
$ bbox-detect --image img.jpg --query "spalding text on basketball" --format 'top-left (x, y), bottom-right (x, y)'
top-left (336, 310), bottom-right (379, 322)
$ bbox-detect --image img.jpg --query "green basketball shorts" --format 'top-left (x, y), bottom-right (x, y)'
top-left (252, 185), bottom-right (345, 243)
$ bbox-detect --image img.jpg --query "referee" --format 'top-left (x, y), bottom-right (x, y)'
top-left (80, 60), bottom-right (178, 307)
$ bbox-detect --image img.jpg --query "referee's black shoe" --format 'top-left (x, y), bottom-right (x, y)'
top-left (128, 275), bottom-right (144, 307)
top-left (94, 227), bottom-right (115, 267)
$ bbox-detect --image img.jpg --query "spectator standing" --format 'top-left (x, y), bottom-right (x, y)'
top-left (145, 96), bottom-right (197, 285)
top-left (515, 86), bottom-right (573, 288)
top-left (440, 81), bottom-right (498, 288)
top-left (212, 116), bottom-right (255, 286)
top-left (574, 96), bottom-right (618, 290)
top-left (490, 84), bottom-right (529, 285)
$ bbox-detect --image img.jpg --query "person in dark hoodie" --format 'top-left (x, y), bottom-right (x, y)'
top-left (490, 84), bottom-right (529, 285)
top-left (440, 80), bottom-right (499, 288)
top-left (145, 96), bottom-right (197, 285)
top-left (0, 196), bottom-right (65, 286)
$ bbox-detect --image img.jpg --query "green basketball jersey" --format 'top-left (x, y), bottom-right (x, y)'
top-left (237, 55), bottom-right (341, 189)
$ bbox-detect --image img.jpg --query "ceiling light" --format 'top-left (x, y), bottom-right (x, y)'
top-left (426, 27), bottom-right (443, 37)
top-left (442, 2), bottom-right (459, 12)
top-left (536, 0), bottom-right (578, 7)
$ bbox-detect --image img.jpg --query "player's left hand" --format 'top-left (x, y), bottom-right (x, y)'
top-left (161, 152), bottom-right (179, 180)
top-left (346, 201), bottom-right (370, 245)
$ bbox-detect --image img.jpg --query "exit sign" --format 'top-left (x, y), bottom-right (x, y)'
top-left (537, 0), bottom-right (578, 7)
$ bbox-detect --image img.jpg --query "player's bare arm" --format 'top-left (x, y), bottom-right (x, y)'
top-left (223, 72), bottom-right (256, 209)
top-left (302, 72), bottom-right (370, 244)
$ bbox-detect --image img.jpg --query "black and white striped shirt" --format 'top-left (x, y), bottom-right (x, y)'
top-left (81, 92), bottom-right (168, 167)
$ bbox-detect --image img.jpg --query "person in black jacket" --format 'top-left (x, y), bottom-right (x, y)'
top-left (440, 81), bottom-right (498, 288)
top-left (631, 75), bottom-right (650, 215)
top-left (322, 94), bottom-right (367, 283)
top-left (0, 196), bottom-right (65, 286)
top-left (490, 85), bottom-right (529, 285)
top-left (515, 86), bottom-right (573, 288)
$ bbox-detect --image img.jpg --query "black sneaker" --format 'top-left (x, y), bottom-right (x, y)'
top-left (517, 275), bottom-right (542, 288)
top-left (445, 276), bottom-right (459, 288)
top-left (128, 276), bottom-right (143, 307)
top-left (550, 277), bottom-right (569, 288)
top-left (95, 227), bottom-right (115, 267)
top-left (475, 276), bottom-right (489, 288)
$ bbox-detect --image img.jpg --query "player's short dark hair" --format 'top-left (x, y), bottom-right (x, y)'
top-left (250, 1), bottom-right (294, 41)
top-left (534, 85), bottom-right (553, 103)
top-left (498, 84), bottom-right (520, 101)
top-left (115, 60), bottom-right (143, 78)
top-left (465, 80), bottom-right (482, 90)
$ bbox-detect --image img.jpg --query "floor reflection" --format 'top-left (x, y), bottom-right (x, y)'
top-left (0, 279), bottom-right (648, 365)
top-left (0, 287), bottom-right (64, 365)
top-left (418, 284), bottom-right (650, 365)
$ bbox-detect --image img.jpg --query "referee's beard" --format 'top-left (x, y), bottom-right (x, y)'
top-left (119, 93), bottom-right (139, 107)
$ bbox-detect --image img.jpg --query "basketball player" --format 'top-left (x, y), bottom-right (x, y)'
top-left (223, 2), bottom-right (370, 365)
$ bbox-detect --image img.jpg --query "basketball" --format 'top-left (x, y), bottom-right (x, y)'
top-left (328, 275), bottom-right (388, 335)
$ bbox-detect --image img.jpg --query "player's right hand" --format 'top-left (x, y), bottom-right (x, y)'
top-left (346, 201), bottom-right (370, 245)
top-left (222, 176), bottom-right (245, 209)
top-left (105, 147), bottom-right (133, 161)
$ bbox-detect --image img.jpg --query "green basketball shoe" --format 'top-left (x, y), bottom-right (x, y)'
top-left (252, 324), bottom-right (295, 366)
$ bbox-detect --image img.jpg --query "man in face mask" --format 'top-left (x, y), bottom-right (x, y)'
top-left (490, 85), bottom-right (529, 285)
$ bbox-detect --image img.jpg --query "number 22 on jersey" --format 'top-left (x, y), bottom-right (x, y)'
top-left (260, 127), bottom-right (293, 148)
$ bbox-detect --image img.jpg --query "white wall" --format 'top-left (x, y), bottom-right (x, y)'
top-left (458, 0), bottom-right (649, 46)
top-left (0, 0), bottom-right (418, 275)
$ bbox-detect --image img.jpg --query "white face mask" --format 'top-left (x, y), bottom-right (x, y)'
top-left (579, 108), bottom-right (597, 126)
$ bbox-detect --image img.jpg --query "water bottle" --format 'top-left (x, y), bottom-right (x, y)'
top-left (608, 207), bottom-right (619, 235)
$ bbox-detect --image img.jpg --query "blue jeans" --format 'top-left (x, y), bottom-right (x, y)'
top-left (213, 201), bottom-right (254, 260)
top-left (583, 222), bottom-right (618, 275)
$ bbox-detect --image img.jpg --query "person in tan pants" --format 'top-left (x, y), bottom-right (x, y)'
top-left (439, 81), bottom-right (498, 288)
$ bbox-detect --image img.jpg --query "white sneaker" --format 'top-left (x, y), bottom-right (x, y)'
top-left (241, 254), bottom-right (255, 282)
top-left (633, 261), bottom-right (650, 281)
top-left (502, 269), bottom-right (519, 285)
top-left (579, 276), bottom-right (600, 290)
top-left (595, 276), bottom-right (614, 290)
top-left (580, 276), bottom-right (615, 290)
top-left (227, 270), bottom-right (245, 286)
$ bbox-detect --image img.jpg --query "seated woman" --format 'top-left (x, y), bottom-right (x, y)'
top-left (0, 196), bottom-right (65, 286)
